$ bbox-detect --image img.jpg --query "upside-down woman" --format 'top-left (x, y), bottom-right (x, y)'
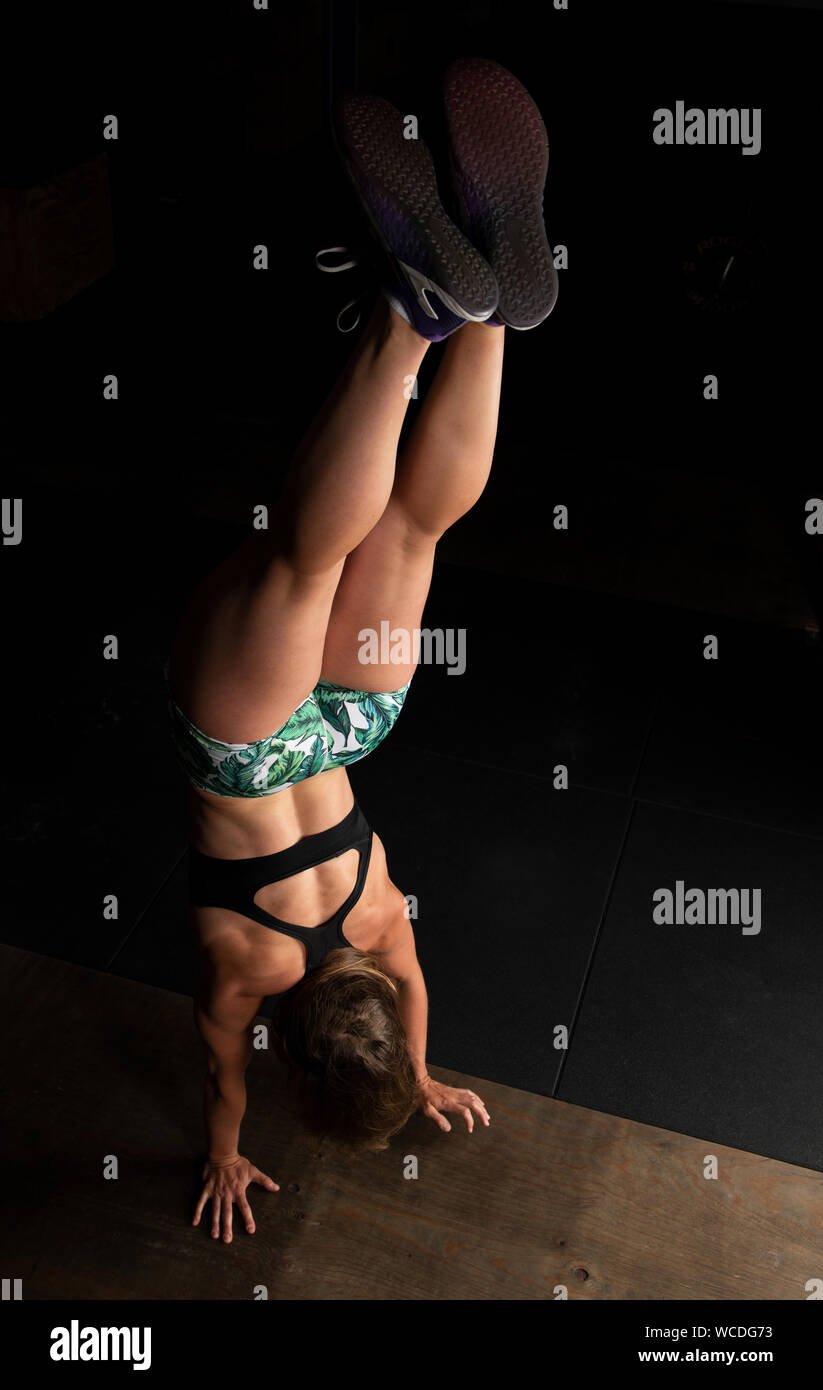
top-left (165, 58), bottom-right (558, 1242)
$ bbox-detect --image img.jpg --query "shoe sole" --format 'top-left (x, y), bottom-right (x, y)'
top-left (333, 92), bottom-right (499, 323)
top-left (444, 57), bottom-right (558, 329)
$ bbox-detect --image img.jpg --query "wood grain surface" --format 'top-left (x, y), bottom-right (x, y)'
top-left (1, 944), bottom-right (821, 1300)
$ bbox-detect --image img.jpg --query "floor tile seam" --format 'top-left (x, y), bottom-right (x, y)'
top-left (103, 843), bottom-right (189, 972)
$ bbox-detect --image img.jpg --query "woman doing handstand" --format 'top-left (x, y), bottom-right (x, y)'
top-left (165, 59), bottom-right (558, 1242)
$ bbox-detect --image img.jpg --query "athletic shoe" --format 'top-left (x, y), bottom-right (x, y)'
top-left (332, 91), bottom-right (499, 341)
top-left (443, 57), bottom-right (558, 329)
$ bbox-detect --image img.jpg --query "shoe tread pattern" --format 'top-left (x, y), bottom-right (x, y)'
top-left (444, 58), bottom-right (558, 328)
top-left (335, 91), bottom-right (498, 319)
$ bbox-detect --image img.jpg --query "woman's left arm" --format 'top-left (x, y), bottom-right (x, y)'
top-left (393, 962), bottom-right (430, 1084)
top-left (375, 903), bottom-right (491, 1134)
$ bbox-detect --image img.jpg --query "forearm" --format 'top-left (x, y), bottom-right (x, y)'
top-left (203, 1071), bottom-right (247, 1162)
top-left (395, 966), bottom-right (430, 1084)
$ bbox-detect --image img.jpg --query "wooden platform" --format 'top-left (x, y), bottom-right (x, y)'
top-left (2, 944), bottom-right (821, 1300)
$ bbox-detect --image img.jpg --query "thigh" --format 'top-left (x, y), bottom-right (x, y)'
top-left (320, 498), bottom-right (436, 691)
top-left (169, 530), bottom-right (345, 743)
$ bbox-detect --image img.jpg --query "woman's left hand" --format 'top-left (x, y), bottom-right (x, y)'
top-left (418, 1077), bottom-right (490, 1133)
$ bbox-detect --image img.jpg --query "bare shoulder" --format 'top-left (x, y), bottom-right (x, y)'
top-left (191, 905), bottom-right (301, 996)
top-left (362, 834), bottom-right (400, 927)
top-left (368, 829), bottom-right (389, 874)
top-left (356, 832), bottom-right (415, 964)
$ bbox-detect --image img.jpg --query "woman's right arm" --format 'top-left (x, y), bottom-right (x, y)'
top-left (195, 993), bottom-right (255, 1161)
top-left (192, 984), bottom-right (280, 1241)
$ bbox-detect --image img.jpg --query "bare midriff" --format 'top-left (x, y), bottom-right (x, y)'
top-left (187, 764), bottom-right (358, 860)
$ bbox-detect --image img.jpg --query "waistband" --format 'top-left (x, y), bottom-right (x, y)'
top-left (188, 800), bottom-right (371, 901)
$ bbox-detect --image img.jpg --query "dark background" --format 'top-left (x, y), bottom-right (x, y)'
top-left (5, 0), bottom-right (822, 617)
top-left (3, 1), bottom-right (823, 1171)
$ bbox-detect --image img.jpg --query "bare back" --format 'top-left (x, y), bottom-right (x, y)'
top-left (186, 768), bottom-right (403, 995)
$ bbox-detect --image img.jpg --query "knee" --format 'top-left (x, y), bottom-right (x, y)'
top-left (384, 497), bottom-right (443, 552)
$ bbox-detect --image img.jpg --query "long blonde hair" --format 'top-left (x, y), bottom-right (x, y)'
top-left (272, 946), bottom-right (421, 1153)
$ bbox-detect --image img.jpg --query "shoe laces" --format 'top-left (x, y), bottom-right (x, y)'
top-left (315, 246), bottom-right (368, 333)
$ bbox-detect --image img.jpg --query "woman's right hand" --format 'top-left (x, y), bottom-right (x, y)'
top-left (192, 1155), bottom-right (280, 1243)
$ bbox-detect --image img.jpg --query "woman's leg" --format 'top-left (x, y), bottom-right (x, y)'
top-left (319, 320), bottom-right (506, 690)
top-left (169, 296), bottom-right (429, 742)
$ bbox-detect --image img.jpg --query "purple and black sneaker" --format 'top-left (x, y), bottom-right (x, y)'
top-left (443, 58), bottom-right (559, 330)
top-left (332, 92), bottom-right (499, 341)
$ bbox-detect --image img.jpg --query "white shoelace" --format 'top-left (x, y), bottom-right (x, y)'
top-left (315, 246), bottom-right (366, 333)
